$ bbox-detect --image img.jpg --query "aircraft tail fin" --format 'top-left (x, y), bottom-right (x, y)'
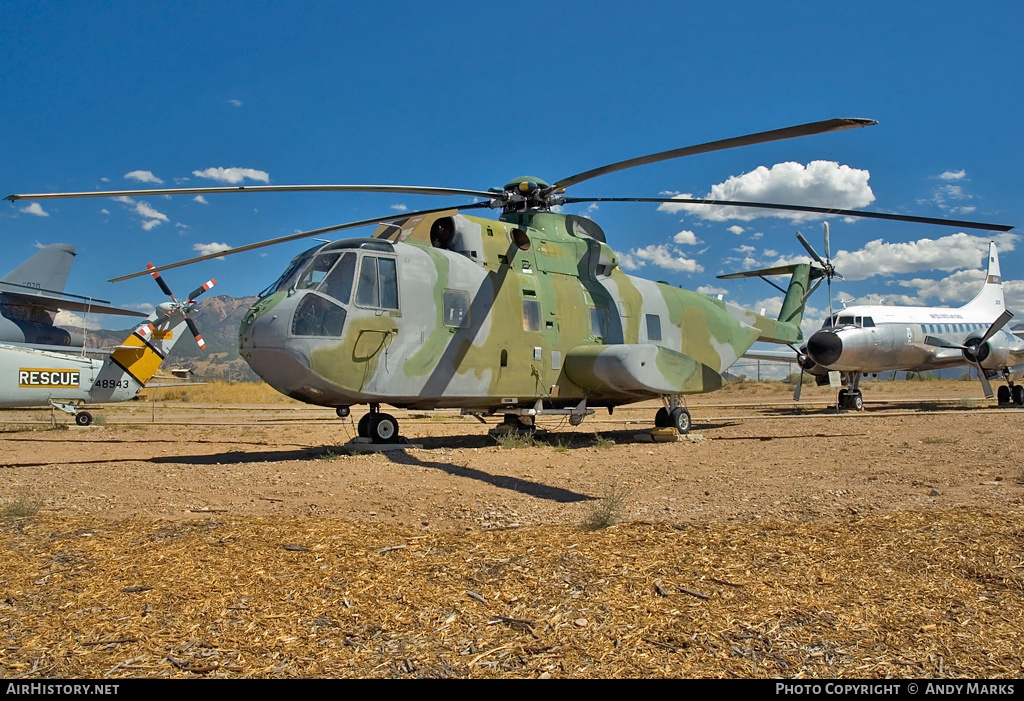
top-left (1, 244), bottom-right (76, 291)
top-left (718, 262), bottom-right (823, 344)
top-left (960, 242), bottom-right (1005, 314)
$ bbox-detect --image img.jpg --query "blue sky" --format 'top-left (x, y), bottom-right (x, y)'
top-left (3, 1), bottom-right (1022, 340)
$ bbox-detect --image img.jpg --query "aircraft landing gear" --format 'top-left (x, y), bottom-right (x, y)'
top-left (75, 411), bottom-right (93, 426)
top-left (655, 397), bottom-right (691, 435)
top-left (356, 405), bottom-right (400, 443)
top-left (996, 376), bottom-right (1024, 407)
top-left (837, 372), bottom-right (864, 411)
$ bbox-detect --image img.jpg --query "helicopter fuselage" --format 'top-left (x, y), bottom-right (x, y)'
top-left (238, 209), bottom-right (806, 413)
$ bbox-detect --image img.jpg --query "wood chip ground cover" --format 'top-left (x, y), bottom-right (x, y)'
top-left (0, 380), bottom-right (1022, 678)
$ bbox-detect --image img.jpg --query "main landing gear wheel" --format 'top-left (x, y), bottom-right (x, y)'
top-left (837, 390), bottom-right (863, 411)
top-left (998, 386), bottom-right (1011, 405)
top-left (654, 407), bottom-right (691, 434)
top-left (368, 413), bottom-right (399, 443)
top-left (75, 411), bottom-right (93, 427)
top-left (1013, 385), bottom-right (1024, 406)
top-left (357, 414), bottom-right (372, 438)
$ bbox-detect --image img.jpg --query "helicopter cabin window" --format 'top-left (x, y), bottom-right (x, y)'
top-left (297, 253), bottom-right (340, 290)
top-left (319, 252), bottom-right (357, 305)
top-left (522, 300), bottom-right (541, 332)
top-left (590, 307), bottom-right (605, 338)
top-left (443, 289), bottom-right (470, 328)
top-left (291, 293), bottom-right (347, 337)
top-left (646, 314), bottom-right (662, 342)
top-left (356, 256), bottom-right (399, 309)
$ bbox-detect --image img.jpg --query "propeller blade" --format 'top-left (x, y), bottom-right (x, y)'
top-left (146, 263), bottom-right (175, 299)
top-left (110, 202), bottom-right (492, 282)
top-left (546, 118), bottom-right (877, 194)
top-left (562, 196), bottom-right (1014, 232)
top-left (976, 363), bottom-right (994, 398)
top-left (185, 317), bottom-right (206, 351)
top-left (188, 279), bottom-right (217, 302)
top-left (6, 184), bottom-right (501, 202)
top-left (980, 310), bottom-right (1014, 345)
top-left (923, 335), bottom-right (965, 350)
top-left (793, 366), bottom-right (804, 401)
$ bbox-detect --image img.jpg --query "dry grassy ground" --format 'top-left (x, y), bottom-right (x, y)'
top-left (1, 379), bottom-right (1022, 679)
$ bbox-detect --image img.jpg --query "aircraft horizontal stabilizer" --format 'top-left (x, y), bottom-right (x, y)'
top-left (1, 290), bottom-right (147, 317)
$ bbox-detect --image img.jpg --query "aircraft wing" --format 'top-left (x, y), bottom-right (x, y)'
top-left (1, 290), bottom-right (147, 317)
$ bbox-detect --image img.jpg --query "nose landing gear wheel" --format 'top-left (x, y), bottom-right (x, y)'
top-left (75, 411), bottom-right (93, 426)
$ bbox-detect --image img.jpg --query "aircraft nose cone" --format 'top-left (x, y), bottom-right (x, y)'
top-left (806, 330), bottom-right (843, 367)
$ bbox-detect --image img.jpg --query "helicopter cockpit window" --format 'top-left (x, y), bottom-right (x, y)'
top-left (292, 293), bottom-right (348, 337)
top-left (318, 252), bottom-right (356, 305)
top-left (297, 253), bottom-right (340, 290)
top-left (261, 245), bottom-right (322, 298)
top-left (442, 289), bottom-right (470, 328)
top-left (356, 255), bottom-right (399, 309)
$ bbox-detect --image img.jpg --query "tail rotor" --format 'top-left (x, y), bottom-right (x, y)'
top-left (145, 263), bottom-right (216, 350)
top-left (796, 222), bottom-right (842, 324)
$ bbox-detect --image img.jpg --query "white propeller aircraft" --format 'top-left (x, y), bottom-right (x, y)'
top-left (0, 267), bottom-right (214, 425)
top-left (749, 241), bottom-right (1023, 409)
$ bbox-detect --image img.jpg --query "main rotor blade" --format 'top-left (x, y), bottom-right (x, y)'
top-left (6, 184), bottom-right (501, 202)
top-left (546, 118), bottom-right (877, 194)
top-left (109, 202), bottom-right (491, 282)
top-left (563, 196), bottom-right (1015, 232)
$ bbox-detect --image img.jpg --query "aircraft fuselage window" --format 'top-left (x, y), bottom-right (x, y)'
top-left (522, 300), bottom-right (541, 332)
top-left (590, 307), bottom-right (605, 338)
top-left (646, 313), bottom-right (662, 342)
top-left (319, 252), bottom-right (356, 305)
top-left (443, 289), bottom-right (470, 328)
top-left (356, 255), bottom-right (399, 310)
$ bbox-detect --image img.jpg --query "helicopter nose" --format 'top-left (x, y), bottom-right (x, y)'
top-left (805, 330), bottom-right (843, 367)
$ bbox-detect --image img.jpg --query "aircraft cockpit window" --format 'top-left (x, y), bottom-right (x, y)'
top-left (862, 317), bottom-right (875, 327)
top-left (837, 316), bottom-right (855, 327)
top-left (319, 252), bottom-right (356, 305)
top-left (297, 253), bottom-right (340, 290)
top-left (442, 289), bottom-right (470, 328)
top-left (292, 294), bottom-right (348, 337)
top-left (355, 256), bottom-right (399, 310)
top-left (261, 245), bottom-right (322, 298)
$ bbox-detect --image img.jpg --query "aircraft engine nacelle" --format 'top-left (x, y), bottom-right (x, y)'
top-left (964, 335), bottom-right (1011, 370)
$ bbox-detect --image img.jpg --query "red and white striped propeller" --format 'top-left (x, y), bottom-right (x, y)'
top-left (143, 263), bottom-right (217, 350)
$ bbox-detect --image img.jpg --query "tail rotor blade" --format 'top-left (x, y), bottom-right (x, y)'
top-left (147, 263), bottom-right (176, 299)
top-left (795, 232), bottom-right (825, 266)
top-left (188, 279), bottom-right (217, 302)
top-left (823, 222), bottom-right (831, 261)
top-left (185, 317), bottom-right (207, 351)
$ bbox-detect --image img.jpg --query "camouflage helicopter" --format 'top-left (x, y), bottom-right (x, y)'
top-left (8, 118), bottom-right (1013, 441)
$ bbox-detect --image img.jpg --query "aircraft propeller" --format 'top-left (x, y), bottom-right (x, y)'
top-left (923, 310), bottom-right (1014, 398)
top-left (144, 263), bottom-right (217, 350)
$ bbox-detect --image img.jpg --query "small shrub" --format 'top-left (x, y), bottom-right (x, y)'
top-left (583, 481), bottom-right (630, 531)
top-left (592, 435), bottom-right (616, 450)
top-left (494, 432), bottom-right (539, 449)
top-left (2, 495), bottom-right (41, 520)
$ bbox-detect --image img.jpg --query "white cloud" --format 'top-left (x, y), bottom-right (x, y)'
top-left (673, 230), bottom-right (699, 245)
top-left (658, 161), bottom-right (874, 222)
top-left (828, 232), bottom-right (1019, 281)
top-left (734, 244), bottom-right (755, 254)
top-left (697, 285), bottom-right (727, 296)
top-left (141, 219), bottom-right (162, 231)
top-left (125, 170), bottom-right (164, 184)
top-left (390, 204), bottom-right (408, 212)
top-left (192, 167), bottom-right (270, 184)
top-left (193, 242), bottom-right (232, 259)
top-left (228, 99), bottom-right (243, 107)
top-left (54, 310), bottom-right (102, 331)
top-left (727, 225), bottom-right (745, 235)
top-left (20, 202), bottom-right (49, 217)
top-left (616, 244), bottom-right (703, 273)
top-left (194, 195), bottom-right (208, 205)
top-left (111, 196), bottom-right (168, 229)
top-left (939, 170), bottom-right (966, 180)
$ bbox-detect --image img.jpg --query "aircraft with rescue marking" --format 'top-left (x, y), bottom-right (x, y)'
top-left (0, 267), bottom-right (214, 425)
top-left (7, 118), bottom-right (1015, 440)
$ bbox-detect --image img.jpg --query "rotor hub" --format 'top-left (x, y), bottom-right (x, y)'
top-left (492, 176), bottom-right (564, 212)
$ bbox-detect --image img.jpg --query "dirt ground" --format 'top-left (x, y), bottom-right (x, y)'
top-left (1, 379), bottom-right (1022, 678)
